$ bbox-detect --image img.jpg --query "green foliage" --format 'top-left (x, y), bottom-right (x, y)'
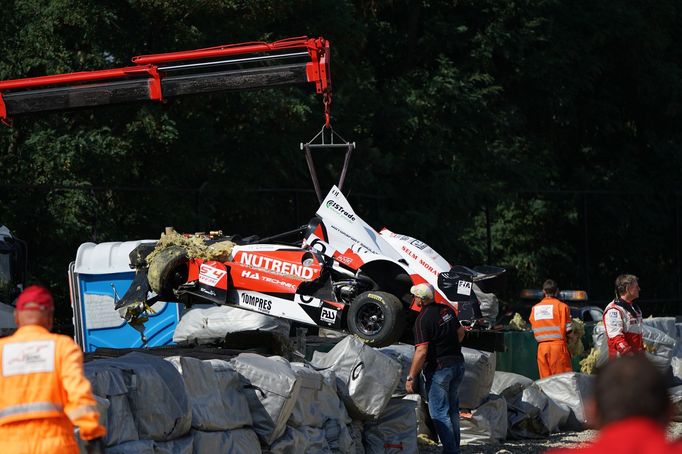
top-left (1, 0), bottom-right (682, 325)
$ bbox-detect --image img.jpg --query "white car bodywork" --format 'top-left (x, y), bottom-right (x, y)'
top-left (304, 186), bottom-right (473, 307)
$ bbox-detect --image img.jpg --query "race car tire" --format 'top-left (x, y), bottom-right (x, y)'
top-left (348, 291), bottom-right (406, 347)
top-left (147, 246), bottom-right (189, 300)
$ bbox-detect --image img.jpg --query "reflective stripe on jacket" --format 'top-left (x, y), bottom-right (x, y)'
top-left (0, 325), bottom-right (105, 441)
top-left (529, 297), bottom-right (572, 343)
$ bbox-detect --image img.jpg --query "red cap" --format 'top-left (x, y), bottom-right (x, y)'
top-left (16, 285), bottom-right (54, 311)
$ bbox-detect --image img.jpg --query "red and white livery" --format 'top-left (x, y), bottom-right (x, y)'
top-left (118, 186), bottom-right (504, 347)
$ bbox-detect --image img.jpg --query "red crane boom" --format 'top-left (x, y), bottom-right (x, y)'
top-left (0, 36), bottom-right (331, 126)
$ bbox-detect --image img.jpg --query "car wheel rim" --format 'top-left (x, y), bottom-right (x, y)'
top-left (356, 301), bottom-right (385, 336)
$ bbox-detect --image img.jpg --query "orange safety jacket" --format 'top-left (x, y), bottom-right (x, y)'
top-left (529, 297), bottom-right (572, 343)
top-left (0, 325), bottom-right (105, 441)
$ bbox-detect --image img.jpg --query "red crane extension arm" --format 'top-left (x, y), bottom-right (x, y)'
top-left (0, 36), bottom-right (331, 125)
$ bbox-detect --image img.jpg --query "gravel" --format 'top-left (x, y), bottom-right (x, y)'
top-left (417, 422), bottom-right (682, 453)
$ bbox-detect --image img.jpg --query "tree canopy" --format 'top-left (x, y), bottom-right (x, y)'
top-left (2, 0), bottom-right (682, 326)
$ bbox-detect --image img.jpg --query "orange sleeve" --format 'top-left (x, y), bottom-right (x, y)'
top-left (564, 304), bottom-right (572, 328)
top-left (58, 337), bottom-right (106, 440)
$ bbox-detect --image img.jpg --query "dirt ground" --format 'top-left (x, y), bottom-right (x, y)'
top-left (418, 421), bottom-right (682, 453)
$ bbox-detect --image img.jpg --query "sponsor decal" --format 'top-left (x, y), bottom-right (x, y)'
top-left (295, 294), bottom-right (323, 307)
top-left (367, 293), bottom-right (384, 302)
top-left (241, 270), bottom-right (260, 280)
top-left (239, 252), bottom-right (314, 279)
top-left (419, 258), bottom-right (437, 275)
top-left (331, 226), bottom-right (363, 249)
top-left (325, 200), bottom-right (357, 222)
top-left (3, 341), bottom-right (55, 376)
top-left (199, 264), bottom-right (227, 286)
top-left (327, 225), bottom-right (377, 256)
top-left (336, 255), bottom-right (353, 265)
top-left (240, 293), bottom-right (273, 312)
top-left (261, 275), bottom-right (297, 290)
top-left (351, 243), bottom-right (373, 255)
top-left (401, 245), bottom-right (419, 260)
top-left (241, 269), bottom-right (296, 290)
top-left (533, 305), bottom-right (554, 320)
top-left (441, 311), bottom-right (454, 323)
top-left (299, 295), bottom-right (314, 304)
top-left (409, 239), bottom-right (428, 250)
top-left (199, 287), bottom-right (217, 297)
top-left (608, 310), bottom-right (619, 318)
top-left (457, 280), bottom-right (472, 296)
top-left (320, 307), bottom-right (337, 323)
top-left (402, 246), bottom-right (438, 276)
top-left (351, 361), bottom-right (364, 380)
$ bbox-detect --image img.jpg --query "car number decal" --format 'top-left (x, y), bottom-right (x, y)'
top-left (199, 264), bottom-right (227, 286)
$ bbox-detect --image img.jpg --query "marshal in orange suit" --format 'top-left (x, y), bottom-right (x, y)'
top-left (0, 285), bottom-right (105, 453)
top-left (529, 279), bottom-right (574, 379)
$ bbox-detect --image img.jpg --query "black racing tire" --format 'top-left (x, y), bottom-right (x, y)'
top-left (347, 291), bottom-right (406, 347)
top-left (147, 246), bottom-right (189, 300)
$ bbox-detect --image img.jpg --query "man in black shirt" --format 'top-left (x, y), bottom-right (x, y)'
top-left (406, 283), bottom-right (465, 454)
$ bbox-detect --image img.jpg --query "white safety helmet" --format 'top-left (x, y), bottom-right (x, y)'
top-left (410, 283), bottom-right (434, 302)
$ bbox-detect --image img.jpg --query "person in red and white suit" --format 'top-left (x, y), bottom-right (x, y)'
top-left (603, 274), bottom-right (644, 358)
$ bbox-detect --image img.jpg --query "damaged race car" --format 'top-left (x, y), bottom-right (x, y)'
top-left (116, 186), bottom-right (505, 347)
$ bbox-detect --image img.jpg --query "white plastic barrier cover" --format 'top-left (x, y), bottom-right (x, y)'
top-left (378, 343), bottom-right (415, 397)
top-left (535, 372), bottom-right (594, 429)
top-left (230, 353), bottom-right (302, 445)
top-left (319, 369), bottom-right (353, 425)
top-left (173, 304), bottom-right (291, 344)
top-left (350, 421), bottom-right (366, 454)
top-left (460, 394), bottom-right (508, 445)
top-left (301, 426), bottom-right (333, 454)
top-left (491, 371), bottom-right (533, 401)
top-left (84, 363), bottom-right (139, 446)
top-left (311, 335), bottom-right (401, 420)
top-left (362, 398), bottom-right (418, 454)
top-left (165, 356), bottom-right (250, 431)
top-left (459, 347), bottom-right (496, 409)
top-left (323, 419), bottom-right (356, 454)
top-left (289, 363), bottom-right (349, 429)
top-left (670, 385), bottom-right (682, 423)
top-left (265, 426), bottom-right (311, 454)
top-left (643, 317), bottom-right (677, 339)
top-left (402, 394), bottom-right (434, 440)
top-left (76, 395), bottom-right (110, 451)
top-left (93, 395), bottom-right (109, 432)
top-left (104, 439), bottom-right (155, 454)
top-left (153, 434), bottom-right (193, 454)
top-left (473, 284), bottom-right (499, 323)
top-left (593, 323), bottom-right (676, 371)
top-left (90, 352), bottom-right (192, 441)
top-left (192, 428), bottom-right (262, 454)
top-left (316, 368), bottom-right (355, 452)
top-left (205, 358), bottom-right (253, 429)
top-left (673, 357), bottom-right (682, 381)
top-left (507, 383), bottom-right (569, 439)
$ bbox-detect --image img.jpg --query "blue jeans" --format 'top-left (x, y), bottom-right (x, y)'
top-left (424, 362), bottom-right (465, 454)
